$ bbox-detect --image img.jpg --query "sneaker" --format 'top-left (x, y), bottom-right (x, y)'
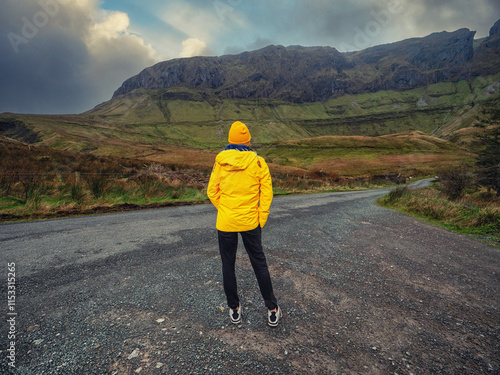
top-left (229, 305), bottom-right (242, 324)
top-left (268, 306), bottom-right (282, 327)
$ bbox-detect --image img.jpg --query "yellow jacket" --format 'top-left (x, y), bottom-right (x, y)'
top-left (207, 149), bottom-right (273, 232)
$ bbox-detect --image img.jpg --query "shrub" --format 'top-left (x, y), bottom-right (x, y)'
top-left (70, 183), bottom-right (86, 205)
top-left (438, 166), bottom-right (474, 201)
top-left (468, 207), bottom-right (500, 229)
top-left (26, 187), bottom-right (43, 210)
top-left (134, 174), bottom-right (165, 199)
top-left (85, 173), bottom-right (109, 199)
top-left (476, 127), bottom-right (500, 196)
top-left (385, 186), bottom-right (410, 204)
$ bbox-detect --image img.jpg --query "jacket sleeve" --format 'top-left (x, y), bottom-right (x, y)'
top-left (258, 158), bottom-right (273, 228)
top-left (207, 162), bottom-right (221, 209)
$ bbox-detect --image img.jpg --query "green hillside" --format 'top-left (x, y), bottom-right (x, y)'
top-left (85, 74), bottom-right (500, 147)
top-left (1, 76), bottom-right (497, 170)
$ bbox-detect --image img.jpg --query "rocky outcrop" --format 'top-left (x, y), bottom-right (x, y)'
top-left (114, 58), bottom-right (226, 97)
top-left (471, 19), bottom-right (500, 76)
top-left (352, 28), bottom-right (477, 90)
top-left (112, 20), bottom-right (500, 103)
top-left (114, 45), bottom-right (355, 102)
top-left (407, 29), bottom-right (475, 69)
top-left (483, 19), bottom-right (500, 49)
top-left (490, 19), bottom-right (500, 37)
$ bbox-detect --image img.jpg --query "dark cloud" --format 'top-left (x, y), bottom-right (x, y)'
top-left (236, 0), bottom-right (499, 51)
top-left (409, 0), bottom-right (500, 37)
top-left (0, 0), bottom-right (157, 114)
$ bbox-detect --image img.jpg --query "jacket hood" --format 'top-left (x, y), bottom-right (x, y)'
top-left (216, 150), bottom-right (258, 171)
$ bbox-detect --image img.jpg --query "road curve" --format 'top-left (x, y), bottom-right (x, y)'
top-left (1, 181), bottom-right (499, 374)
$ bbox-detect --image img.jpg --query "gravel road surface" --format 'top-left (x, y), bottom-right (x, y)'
top-left (1, 181), bottom-right (499, 374)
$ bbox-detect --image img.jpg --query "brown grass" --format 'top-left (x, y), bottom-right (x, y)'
top-left (140, 146), bottom-right (218, 169)
top-left (379, 184), bottom-right (500, 244)
top-left (0, 137), bottom-right (210, 220)
top-left (312, 153), bottom-right (466, 177)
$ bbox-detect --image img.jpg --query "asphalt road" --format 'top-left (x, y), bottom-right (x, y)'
top-left (0, 181), bottom-right (499, 374)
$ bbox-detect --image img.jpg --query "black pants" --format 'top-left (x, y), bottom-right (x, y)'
top-left (218, 226), bottom-right (278, 310)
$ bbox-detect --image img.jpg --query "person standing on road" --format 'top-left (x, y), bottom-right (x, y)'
top-left (207, 121), bottom-right (282, 327)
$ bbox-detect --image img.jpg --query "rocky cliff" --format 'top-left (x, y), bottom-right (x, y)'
top-left (473, 19), bottom-right (500, 75)
top-left (113, 20), bottom-right (500, 103)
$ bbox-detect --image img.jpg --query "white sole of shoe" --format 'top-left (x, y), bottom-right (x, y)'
top-left (229, 306), bottom-right (242, 324)
top-left (268, 306), bottom-right (282, 327)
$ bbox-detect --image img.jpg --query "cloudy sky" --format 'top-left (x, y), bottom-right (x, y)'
top-left (1, 0), bottom-right (499, 115)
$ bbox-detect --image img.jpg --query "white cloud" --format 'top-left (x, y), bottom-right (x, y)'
top-left (85, 8), bottom-right (159, 71)
top-left (180, 37), bottom-right (208, 57)
top-left (88, 10), bottom-right (130, 43)
top-left (159, 1), bottom-right (247, 54)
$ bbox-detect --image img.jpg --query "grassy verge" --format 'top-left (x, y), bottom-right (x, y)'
top-left (0, 167), bottom-right (396, 222)
top-left (0, 139), bottom-right (212, 222)
top-left (0, 176), bottom-right (209, 222)
top-left (378, 184), bottom-right (500, 247)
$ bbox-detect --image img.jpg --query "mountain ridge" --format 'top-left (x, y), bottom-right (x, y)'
top-left (112, 22), bottom-right (499, 104)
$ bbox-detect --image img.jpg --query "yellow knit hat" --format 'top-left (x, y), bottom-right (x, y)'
top-left (228, 121), bottom-right (251, 145)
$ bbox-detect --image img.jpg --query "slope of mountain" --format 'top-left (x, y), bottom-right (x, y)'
top-left (83, 74), bottom-right (500, 147)
top-left (2, 73), bottom-right (499, 155)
